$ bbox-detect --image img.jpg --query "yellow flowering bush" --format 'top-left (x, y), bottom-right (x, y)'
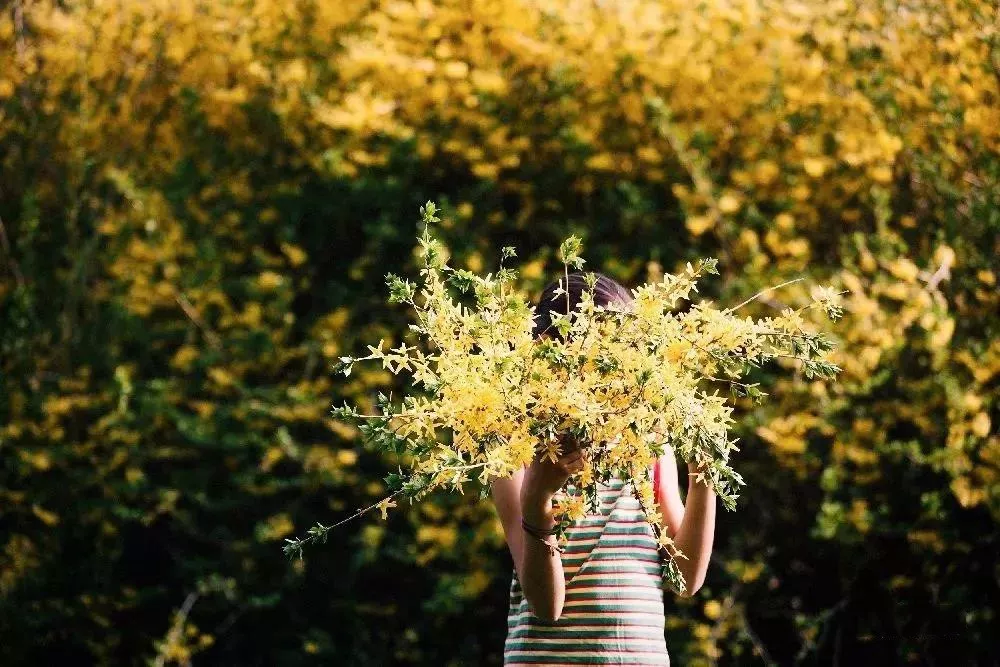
top-left (285, 202), bottom-right (843, 592)
top-left (3, 0), bottom-right (997, 661)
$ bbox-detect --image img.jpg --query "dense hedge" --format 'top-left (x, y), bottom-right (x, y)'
top-left (1, 1), bottom-right (997, 664)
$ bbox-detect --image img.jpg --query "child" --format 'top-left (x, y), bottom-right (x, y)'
top-left (491, 271), bottom-right (717, 665)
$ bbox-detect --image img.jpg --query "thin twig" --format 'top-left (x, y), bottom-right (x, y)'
top-left (175, 293), bottom-right (222, 349)
top-left (153, 591), bottom-right (200, 667)
top-left (924, 256), bottom-right (952, 292)
top-left (315, 487), bottom-right (407, 532)
top-left (728, 277), bottom-right (804, 313)
top-left (13, 0), bottom-right (26, 62)
top-left (759, 296), bottom-right (787, 310)
top-left (738, 607), bottom-right (777, 666)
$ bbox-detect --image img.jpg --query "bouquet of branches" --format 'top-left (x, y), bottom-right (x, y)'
top-left (285, 202), bottom-right (844, 593)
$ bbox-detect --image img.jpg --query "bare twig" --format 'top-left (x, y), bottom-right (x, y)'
top-left (729, 277), bottom-right (804, 313)
top-left (923, 256), bottom-right (952, 292)
top-left (153, 591), bottom-right (200, 667)
top-left (175, 293), bottom-right (222, 349)
top-left (758, 296), bottom-right (787, 310)
top-left (737, 606), bottom-right (777, 666)
top-left (13, 0), bottom-right (26, 62)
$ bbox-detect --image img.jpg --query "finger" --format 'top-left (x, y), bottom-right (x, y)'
top-left (558, 434), bottom-right (581, 453)
top-left (559, 450), bottom-right (584, 466)
top-left (533, 446), bottom-right (561, 464)
top-left (558, 455), bottom-right (581, 471)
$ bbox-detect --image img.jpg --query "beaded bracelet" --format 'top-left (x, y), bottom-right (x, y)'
top-left (523, 531), bottom-right (564, 556)
top-left (521, 518), bottom-right (564, 556)
top-left (520, 517), bottom-right (559, 536)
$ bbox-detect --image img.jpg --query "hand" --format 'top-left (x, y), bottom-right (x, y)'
top-left (687, 459), bottom-right (709, 474)
top-left (687, 458), bottom-right (711, 484)
top-left (522, 436), bottom-right (585, 504)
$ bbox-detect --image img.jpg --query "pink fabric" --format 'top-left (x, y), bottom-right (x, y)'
top-left (653, 457), bottom-right (661, 502)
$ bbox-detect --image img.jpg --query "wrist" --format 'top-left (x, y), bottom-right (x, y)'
top-left (687, 471), bottom-right (716, 496)
top-left (687, 459), bottom-right (709, 475)
top-left (520, 490), bottom-right (554, 526)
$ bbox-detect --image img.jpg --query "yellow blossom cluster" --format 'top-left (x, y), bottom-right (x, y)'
top-left (3, 0), bottom-right (997, 658)
top-left (289, 202), bottom-right (843, 594)
top-left (5, 0), bottom-right (996, 245)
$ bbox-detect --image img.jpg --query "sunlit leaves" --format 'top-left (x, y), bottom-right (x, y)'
top-left (3, 0), bottom-right (998, 660)
top-left (289, 203), bottom-right (843, 595)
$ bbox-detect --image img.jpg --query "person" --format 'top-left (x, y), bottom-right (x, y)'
top-left (492, 271), bottom-right (717, 666)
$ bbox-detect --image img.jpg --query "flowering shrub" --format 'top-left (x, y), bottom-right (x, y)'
top-left (2, 0), bottom-right (997, 663)
top-left (285, 202), bottom-right (843, 593)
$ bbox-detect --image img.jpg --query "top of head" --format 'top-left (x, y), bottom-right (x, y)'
top-left (531, 271), bottom-right (635, 342)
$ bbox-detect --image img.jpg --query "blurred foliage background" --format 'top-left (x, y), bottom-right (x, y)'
top-left (1, 0), bottom-right (998, 664)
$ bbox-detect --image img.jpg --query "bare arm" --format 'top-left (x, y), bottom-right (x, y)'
top-left (491, 445), bottom-right (584, 622)
top-left (654, 447), bottom-right (686, 540)
top-left (650, 430), bottom-right (717, 597)
top-left (492, 470), bottom-right (565, 622)
top-left (670, 458), bottom-right (717, 597)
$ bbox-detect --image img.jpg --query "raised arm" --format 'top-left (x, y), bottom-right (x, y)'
top-left (664, 450), bottom-right (716, 597)
top-left (654, 446), bottom-right (686, 540)
top-left (491, 444), bottom-right (584, 622)
top-left (650, 428), bottom-right (717, 597)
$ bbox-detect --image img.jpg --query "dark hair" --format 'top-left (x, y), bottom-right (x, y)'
top-left (532, 271), bottom-right (635, 340)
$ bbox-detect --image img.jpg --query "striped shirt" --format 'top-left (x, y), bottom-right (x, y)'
top-left (504, 477), bottom-right (671, 666)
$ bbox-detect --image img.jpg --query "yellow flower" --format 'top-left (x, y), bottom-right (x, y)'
top-left (298, 204), bottom-right (841, 575)
top-left (685, 214), bottom-right (715, 236)
top-left (376, 498), bottom-right (397, 520)
top-left (32, 505), bottom-right (61, 526)
top-left (718, 193), bottom-right (741, 214)
top-left (753, 161), bottom-right (780, 185)
top-left (257, 271), bottom-right (284, 290)
top-left (803, 158), bottom-right (827, 177)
